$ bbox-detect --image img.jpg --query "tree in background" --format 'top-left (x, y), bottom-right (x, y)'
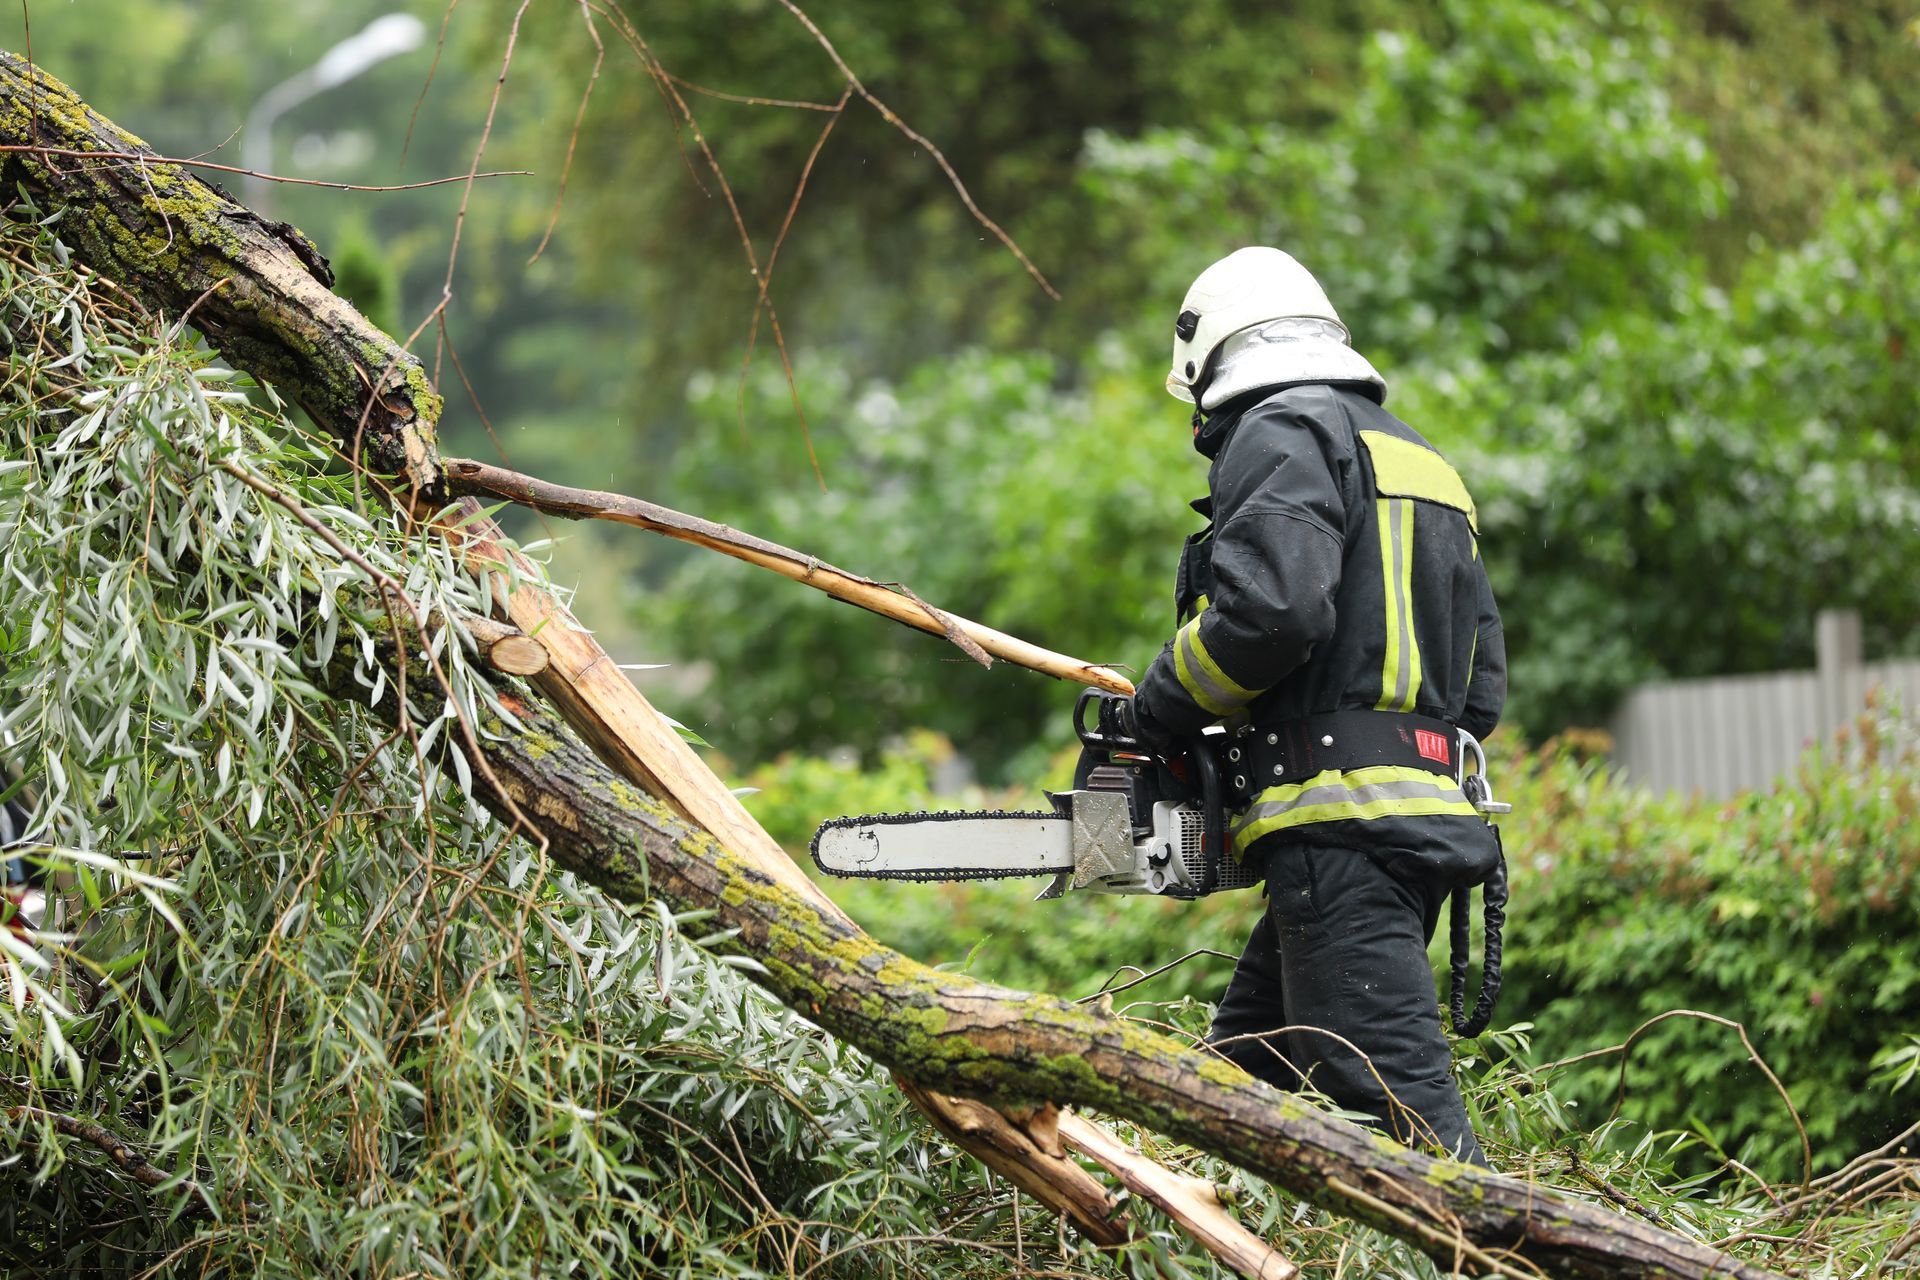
top-left (651, 0), bottom-right (1920, 766)
top-left (17, 0), bottom-right (1914, 766)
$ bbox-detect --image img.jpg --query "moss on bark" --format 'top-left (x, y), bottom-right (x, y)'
top-left (0, 52), bottom-right (440, 488)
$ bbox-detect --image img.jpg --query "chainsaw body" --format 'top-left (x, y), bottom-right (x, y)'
top-left (811, 691), bottom-right (1259, 899)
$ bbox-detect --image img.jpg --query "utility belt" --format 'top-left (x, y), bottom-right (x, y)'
top-left (1221, 709), bottom-right (1470, 803)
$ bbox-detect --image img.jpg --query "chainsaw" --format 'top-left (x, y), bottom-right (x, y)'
top-left (811, 690), bottom-right (1513, 901)
top-left (811, 690), bottom-right (1258, 900)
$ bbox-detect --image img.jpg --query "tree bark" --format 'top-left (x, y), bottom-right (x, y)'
top-left (0, 57), bottom-right (438, 490)
top-left (0, 50), bottom-right (1785, 1280)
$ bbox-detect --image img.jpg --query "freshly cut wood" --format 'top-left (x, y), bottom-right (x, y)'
top-left (442, 457), bottom-right (1138, 696)
top-left (1058, 1112), bottom-right (1298, 1280)
top-left (895, 1080), bottom-right (1134, 1251)
top-left (420, 493), bottom-right (839, 914)
top-left (452, 614), bottom-right (551, 676)
top-left (482, 633), bottom-right (550, 677)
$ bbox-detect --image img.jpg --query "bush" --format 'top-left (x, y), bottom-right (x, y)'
top-left (1496, 706), bottom-right (1920, 1180)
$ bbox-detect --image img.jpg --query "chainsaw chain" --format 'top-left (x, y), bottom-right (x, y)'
top-left (809, 808), bottom-right (1065, 883)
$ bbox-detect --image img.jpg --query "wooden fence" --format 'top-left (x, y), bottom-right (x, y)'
top-left (1609, 611), bottom-right (1920, 798)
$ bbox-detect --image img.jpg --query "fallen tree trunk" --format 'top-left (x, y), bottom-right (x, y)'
top-left (0, 50), bottom-right (1784, 1280)
top-left (0, 47), bottom-right (1276, 1273)
top-left (389, 673), bottom-right (1781, 1280)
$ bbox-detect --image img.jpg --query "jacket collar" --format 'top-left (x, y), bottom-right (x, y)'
top-left (1191, 379), bottom-right (1383, 460)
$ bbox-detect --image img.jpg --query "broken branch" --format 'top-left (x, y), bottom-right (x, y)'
top-left (440, 456), bottom-right (1136, 695)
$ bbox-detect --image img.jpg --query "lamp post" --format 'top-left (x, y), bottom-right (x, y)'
top-left (242, 12), bottom-right (427, 212)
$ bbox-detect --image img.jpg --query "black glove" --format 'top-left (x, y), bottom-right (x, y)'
top-left (1100, 694), bottom-right (1170, 751)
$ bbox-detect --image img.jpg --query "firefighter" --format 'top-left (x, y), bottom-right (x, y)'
top-left (1123, 247), bottom-right (1507, 1165)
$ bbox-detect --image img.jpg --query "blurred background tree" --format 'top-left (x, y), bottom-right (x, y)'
top-left (11, 0), bottom-right (1916, 769)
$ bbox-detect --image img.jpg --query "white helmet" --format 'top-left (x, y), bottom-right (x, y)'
top-left (1166, 247), bottom-right (1347, 403)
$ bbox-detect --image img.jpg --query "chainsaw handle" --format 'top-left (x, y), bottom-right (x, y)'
top-left (1074, 688), bottom-right (1142, 753)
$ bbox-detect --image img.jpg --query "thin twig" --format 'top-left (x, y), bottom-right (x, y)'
top-left (1535, 1009), bottom-right (1813, 1191)
top-left (1078, 948), bottom-right (1240, 1003)
top-left (734, 83), bottom-right (850, 463)
top-left (402, 0), bottom-right (463, 167)
top-left (657, 71), bottom-right (842, 111)
top-left (528, 0), bottom-right (606, 265)
top-left (773, 0), bottom-right (1059, 300)
top-left (6, 1105), bottom-right (213, 1214)
top-left (595, 3), bottom-right (824, 485)
top-left (0, 144), bottom-right (528, 191)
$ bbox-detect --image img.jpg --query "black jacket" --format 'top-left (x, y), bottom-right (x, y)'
top-left (1134, 381), bottom-right (1506, 869)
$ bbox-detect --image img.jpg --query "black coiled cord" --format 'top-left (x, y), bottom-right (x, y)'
top-left (1448, 828), bottom-right (1508, 1038)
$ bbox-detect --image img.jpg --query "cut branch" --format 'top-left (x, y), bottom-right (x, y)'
top-left (443, 612), bottom-right (551, 676)
top-left (441, 457), bottom-right (1136, 694)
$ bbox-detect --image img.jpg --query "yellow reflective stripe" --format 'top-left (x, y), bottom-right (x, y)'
top-left (1173, 615), bottom-right (1263, 717)
top-left (1359, 430), bottom-right (1478, 533)
top-left (1231, 766), bottom-right (1477, 848)
top-left (1399, 500), bottom-right (1423, 710)
top-left (1376, 498), bottom-right (1422, 712)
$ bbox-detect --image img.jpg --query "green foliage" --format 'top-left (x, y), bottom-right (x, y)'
top-left (1080, 0), bottom-right (1725, 363)
top-left (1403, 182), bottom-right (1920, 729)
top-left (1494, 710), bottom-right (1920, 1182)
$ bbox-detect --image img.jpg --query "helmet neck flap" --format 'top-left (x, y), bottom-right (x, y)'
top-left (1198, 316), bottom-right (1385, 410)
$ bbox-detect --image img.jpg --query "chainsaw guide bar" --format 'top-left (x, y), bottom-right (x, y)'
top-left (810, 808), bottom-right (1071, 883)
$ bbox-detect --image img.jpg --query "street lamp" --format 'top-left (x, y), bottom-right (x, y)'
top-left (242, 13), bottom-right (427, 212)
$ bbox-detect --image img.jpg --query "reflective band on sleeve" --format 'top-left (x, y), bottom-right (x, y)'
top-left (1173, 614), bottom-right (1264, 717)
top-left (1231, 766), bottom-right (1478, 848)
top-left (1376, 497), bottom-right (1423, 713)
top-left (1359, 430), bottom-right (1478, 533)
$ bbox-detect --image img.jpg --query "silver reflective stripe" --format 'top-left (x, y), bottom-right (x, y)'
top-left (1386, 497), bottom-right (1413, 710)
top-left (1174, 623), bottom-right (1252, 716)
top-left (1231, 770), bottom-right (1473, 840)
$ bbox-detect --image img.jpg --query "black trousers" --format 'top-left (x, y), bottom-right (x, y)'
top-left (1206, 841), bottom-right (1486, 1165)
